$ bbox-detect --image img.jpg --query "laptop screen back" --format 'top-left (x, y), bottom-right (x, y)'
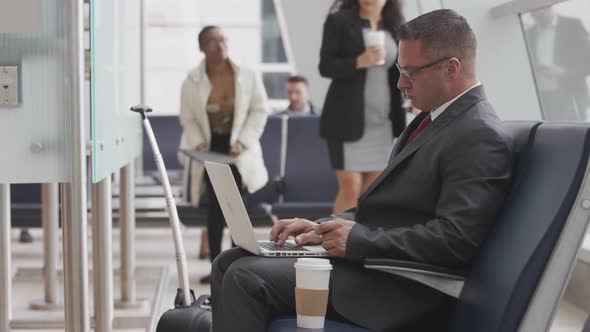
top-left (204, 162), bottom-right (261, 255)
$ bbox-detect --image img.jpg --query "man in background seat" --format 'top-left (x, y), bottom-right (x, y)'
top-left (280, 75), bottom-right (318, 116)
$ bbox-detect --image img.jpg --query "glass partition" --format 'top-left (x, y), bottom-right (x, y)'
top-left (0, 0), bottom-right (73, 183)
top-left (91, 0), bottom-right (142, 183)
top-left (521, 0), bottom-right (590, 121)
top-left (521, 2), bottom-right (590, 330)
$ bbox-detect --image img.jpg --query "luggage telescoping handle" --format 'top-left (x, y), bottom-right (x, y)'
top-left (131, 105), bottom-right (192, 306)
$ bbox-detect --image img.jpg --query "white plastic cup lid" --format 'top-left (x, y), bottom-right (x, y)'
top-left (294, 258), bottom-right (332, 270)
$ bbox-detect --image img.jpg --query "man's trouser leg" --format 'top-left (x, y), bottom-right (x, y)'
top-left (211, 248), bottom-right (298, 332)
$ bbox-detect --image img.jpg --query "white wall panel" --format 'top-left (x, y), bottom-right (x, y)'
top-left (225, 27), bottom-right (262, 68)
top-left (442, 0), bottom-right (542, 120)
top-left (201, 0), bottom-right (261, 26)
top-left (276, 0), bottom-right (332, 109)
top-left (146, 70), bottom-right (189, 116)
top-left (146, 0), bottom-right (201, 25)
top-left (403, 0), bottom-right (422, 20)
top-left (419, 0), bottom-right (444, 12)
top-left (145, 27), bottom-right (201, 70)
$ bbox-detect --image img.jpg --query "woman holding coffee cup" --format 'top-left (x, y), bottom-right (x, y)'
top-left (319, 0), bottom-right (406, 213)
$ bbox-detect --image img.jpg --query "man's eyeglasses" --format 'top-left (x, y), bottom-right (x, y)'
top-left (396, 57), bottom-right (457, 82)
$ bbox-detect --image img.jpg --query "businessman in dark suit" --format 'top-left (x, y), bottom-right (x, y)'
top-left (209, 9), bottom-right (514, 332)
top-left (527, 6), bottom-right (590, 120)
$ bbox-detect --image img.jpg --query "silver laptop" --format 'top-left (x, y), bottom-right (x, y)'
top-left (204, 161), bottom-right (327, 257)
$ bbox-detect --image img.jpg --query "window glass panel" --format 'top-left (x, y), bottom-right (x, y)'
top-left (262, 0), bottom-right (287, 63)
top-left (262, 72), bottom-right (290, 99)
top-left (521, 0), bottom-right (590, 121)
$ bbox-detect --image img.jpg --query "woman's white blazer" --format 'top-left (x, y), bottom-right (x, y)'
top-left (178, 59), bottom-right (269, 206)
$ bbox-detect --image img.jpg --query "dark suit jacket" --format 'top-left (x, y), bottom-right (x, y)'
top-left (528, 16), bottom-right (590, 111)
top-left (328, 86), bottom-right (514, 330)
top-left (318, 9), bottom-right (406, 142)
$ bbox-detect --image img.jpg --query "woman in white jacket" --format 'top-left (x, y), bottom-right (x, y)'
top-left (178, 26), bottom-right (269, 282)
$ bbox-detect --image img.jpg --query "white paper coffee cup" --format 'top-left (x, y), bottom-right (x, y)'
top-left (365, 30), bottom-right (386, 65)
top-left (294, 258), bottom-right (332, 329)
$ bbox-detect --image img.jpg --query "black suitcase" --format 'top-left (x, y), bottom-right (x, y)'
top-left (132, 105), bottom-right (212, 332)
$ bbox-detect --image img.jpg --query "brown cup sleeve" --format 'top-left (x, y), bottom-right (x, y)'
top-left (295, 288), bottom-right (329, 316)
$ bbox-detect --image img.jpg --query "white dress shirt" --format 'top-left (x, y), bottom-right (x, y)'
top-left (430, 82), bottom-right (482, 121)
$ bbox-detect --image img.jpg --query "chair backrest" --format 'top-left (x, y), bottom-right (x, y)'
top-left (449, 122), bottom-right (590, 332)
top-left (10, 183), bottom-right (43, 227)
top-left (283, 116), bottom-right (337, 202)
top-left (143, 116), bottom-right (183, 171)
top-left (248, 115), bottom-right (284, 205)
top-left (11, 183), bottom-right (41, 204)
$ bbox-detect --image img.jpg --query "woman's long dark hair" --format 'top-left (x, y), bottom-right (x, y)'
top-left (329, 0), bottom-right (404, 38)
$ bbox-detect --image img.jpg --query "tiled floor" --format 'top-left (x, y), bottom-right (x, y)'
top-left (7, 227), bottom-right (588, 331)
top-left (552, 301), bottom-right (587, 332)
top-left (10, 226), bottom-right (219, 332)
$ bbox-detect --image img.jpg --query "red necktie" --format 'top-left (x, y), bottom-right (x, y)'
top-left (405, 114), bottom-right (432, 146)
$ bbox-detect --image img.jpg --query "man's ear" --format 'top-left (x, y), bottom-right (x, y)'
top-left (446, 58), bottom-right (461, 80)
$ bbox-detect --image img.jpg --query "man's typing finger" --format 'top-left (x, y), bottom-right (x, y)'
top-left (277, 221), bottom-right (308, 245)
top-left (270, 219), bottom-right (295, 241)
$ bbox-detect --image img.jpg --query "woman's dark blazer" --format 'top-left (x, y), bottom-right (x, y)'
top-left (319, 9), bottom-right (406, 142)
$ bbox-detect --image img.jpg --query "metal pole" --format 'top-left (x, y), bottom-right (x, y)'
top-left (64, 0), bottom-right (90, 330)
top-left (43, 183), bottom-right (60, 305)
top-left (120, 163), bottom-right (135, 304)
top-left (136, 0), bottom-right (146, 178)
top-left (91, 178), bottom-right (114, 332)
top-left (30, 183), bottom-right (62, 310)
top-left (0, 184), bottom-right (11, 332)
top-left (116, 162), bottom-right (144, 309)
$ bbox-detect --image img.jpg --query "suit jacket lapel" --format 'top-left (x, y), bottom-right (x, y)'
top-left (348, 11), bottom-right (365, 49)
top-left (389, 112), bottom-right (428, 162)
top-left (359, 85), bottom-right (488, 202)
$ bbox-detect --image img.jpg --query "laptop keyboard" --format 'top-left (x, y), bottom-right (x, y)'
top-left (259, 241), bottom-right (307, 251)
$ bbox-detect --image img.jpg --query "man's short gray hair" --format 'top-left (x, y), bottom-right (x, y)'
top-left (398, 9), bottom-right (477, 63)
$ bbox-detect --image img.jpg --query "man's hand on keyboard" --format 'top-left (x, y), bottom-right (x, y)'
top-left (270, 218), bottom-right (323, 246)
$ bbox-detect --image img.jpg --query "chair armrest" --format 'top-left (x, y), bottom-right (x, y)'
top-left (363, 259), bottom-right (467, 298)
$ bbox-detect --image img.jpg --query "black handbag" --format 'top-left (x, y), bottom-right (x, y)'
top-left (156, 290), bottom-right (212, 332)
